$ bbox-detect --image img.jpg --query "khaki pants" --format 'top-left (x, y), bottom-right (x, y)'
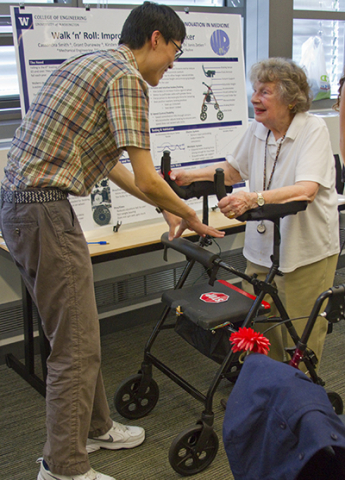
top-left (242, 255), bottom-right (338, 370)
top-left (0, 199), bottom-right (112, 476)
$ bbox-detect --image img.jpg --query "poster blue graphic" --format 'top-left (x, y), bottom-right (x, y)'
top-left (210, 30), bottom-right (230, 56)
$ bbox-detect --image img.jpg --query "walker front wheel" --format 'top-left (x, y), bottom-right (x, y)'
top-left (169, 425), bottom-right (219, 476)
top-left (327, 391), bottom-right (344, 414)
top-left (114, 374), bottom-right (159, 419)
top-left (217, 111), bottom-right (224, 121)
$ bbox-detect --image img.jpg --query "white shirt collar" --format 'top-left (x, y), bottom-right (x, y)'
top-left (253, 112), bottom-right (309, 143)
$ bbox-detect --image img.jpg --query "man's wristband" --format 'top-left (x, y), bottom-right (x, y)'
top-left (156, 207), bottom-right (164, 214)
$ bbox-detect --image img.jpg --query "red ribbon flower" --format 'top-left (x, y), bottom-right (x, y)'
top-left (230, 327), bottom-right (270, 355)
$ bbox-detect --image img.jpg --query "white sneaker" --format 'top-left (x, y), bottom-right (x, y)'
top-left (86, 421), bottom-right (145, 453)
top-left (37, 459), bottom-right (115, 480)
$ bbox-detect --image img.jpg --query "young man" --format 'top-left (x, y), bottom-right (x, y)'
top-left (0, 3), bottom-right (224, 480)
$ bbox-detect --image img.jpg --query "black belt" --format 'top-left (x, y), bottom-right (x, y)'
top-left (1, 188), bottom-right (68, 204)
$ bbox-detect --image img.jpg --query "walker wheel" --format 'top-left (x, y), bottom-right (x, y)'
top-left (169, 425), bottom-right (219, 476)
top-left (217, 110), bottom-right (224, 121)
top-left (200, 112), bottom-right (207, 121)
top-left (114, 374), bottom-right (159, 419)
top-left (93, 205), bottom-right (111, 226)
top-left (327, 391), bottom-right (344, 415)
top-left (224, 359), bottom-right (242, 383)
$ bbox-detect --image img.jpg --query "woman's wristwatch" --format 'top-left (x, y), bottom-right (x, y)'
top-left (256, 192), bottom-right (265, 206)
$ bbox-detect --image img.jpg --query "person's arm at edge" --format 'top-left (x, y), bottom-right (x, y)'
top-left (339, 84), bottom-right (345, 164)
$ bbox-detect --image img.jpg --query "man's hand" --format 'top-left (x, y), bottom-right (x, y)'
top-left (173, 214), bottom-right (225, 239)
top-left (162, 211), bottom-right (182, 240)
top-left (162, 210), bottom-right (224, 240)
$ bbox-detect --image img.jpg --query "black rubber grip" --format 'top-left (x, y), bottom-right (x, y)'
top-left (161, 232), bottom-right (219, 269)
top-left (237, 201), bottom-right (308, 222)
top-left (161, 152), bottom-right (232, 200)
top-left (161, 151), bottom-right (188, 199)
top-left (182, 181), bottom-right (232, 199)
top-left (214, 168), bottom-right (227, 200)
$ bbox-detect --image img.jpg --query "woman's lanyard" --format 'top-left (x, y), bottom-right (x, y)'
top-left (263, 130), bottom-right (285, 190)
top-left (257, 130), bottom-right (285, 234)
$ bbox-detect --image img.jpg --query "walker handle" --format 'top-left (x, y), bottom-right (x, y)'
top-left (214, 168), bottom-right (227, 200)
top-left (161, 151), bottom-right (188, 199)
top-left (161, 232), bottom-right (219, 269)
top-left (160, 151), bottom-right (232, 200)
top-left (237, 201), bottom-right (308, 222)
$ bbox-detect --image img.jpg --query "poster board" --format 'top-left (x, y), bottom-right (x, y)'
top-left (11, 5), bottom-right (248, 232)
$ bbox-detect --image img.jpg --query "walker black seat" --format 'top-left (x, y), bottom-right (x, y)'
top-left (162, 279), bottom-right (270, 330)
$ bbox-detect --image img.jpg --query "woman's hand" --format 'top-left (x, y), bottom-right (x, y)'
top-left (218, 191), bottom-right (257, 219)
top-left (170, 162), bottom-right (242, 187)
top-left (169, 169), bottom-right (194, 186)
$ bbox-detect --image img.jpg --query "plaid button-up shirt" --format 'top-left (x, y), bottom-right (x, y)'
top-left (2, 45), bottom-right (150, 196)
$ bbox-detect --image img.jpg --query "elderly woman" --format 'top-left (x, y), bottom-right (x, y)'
top-left (171, 58), bottom-right (339, 368)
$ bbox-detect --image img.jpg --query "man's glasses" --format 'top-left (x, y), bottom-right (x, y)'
top-left (170, 39), bottom-right (183, 61)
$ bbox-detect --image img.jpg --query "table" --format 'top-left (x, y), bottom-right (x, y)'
top-left (0, 212), bottom-right (245, 396)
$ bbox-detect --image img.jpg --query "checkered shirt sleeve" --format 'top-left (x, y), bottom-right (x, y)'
top-left (2, 46), bottom-right (150, 196)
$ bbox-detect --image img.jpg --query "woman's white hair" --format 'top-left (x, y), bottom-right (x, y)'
top-left (250, 57), bottom-right (312, 113)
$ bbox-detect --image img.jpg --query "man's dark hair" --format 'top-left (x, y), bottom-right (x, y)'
top-left (119, 2), bottom-right (186, 49)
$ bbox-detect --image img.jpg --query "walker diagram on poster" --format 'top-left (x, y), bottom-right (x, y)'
top-left (200, 64), bottom-right (224, 122)
top-left (11, 6), bottom-right (247, 232)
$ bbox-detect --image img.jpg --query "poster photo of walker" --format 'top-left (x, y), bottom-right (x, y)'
top-left (11, 6), bottom-right (247, 232)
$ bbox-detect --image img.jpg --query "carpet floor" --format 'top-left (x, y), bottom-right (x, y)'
top-left (1, 303), bottom-right (345, 480)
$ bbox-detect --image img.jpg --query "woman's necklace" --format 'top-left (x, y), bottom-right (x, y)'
top-left (257, 130), bottom-right (285, 234)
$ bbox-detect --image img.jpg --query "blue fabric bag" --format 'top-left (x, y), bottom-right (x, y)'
top-left (223, 353), bottom-right (345, 480)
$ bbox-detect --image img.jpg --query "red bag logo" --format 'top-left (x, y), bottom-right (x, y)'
top-left (200, 292), bottom-right (229, 303)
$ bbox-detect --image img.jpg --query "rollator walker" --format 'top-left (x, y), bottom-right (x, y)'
top-left (113, 152), bottom-right (344, 476)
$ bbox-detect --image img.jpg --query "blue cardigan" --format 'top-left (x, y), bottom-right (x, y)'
top-left (223, 353), bottom-right (345, 480)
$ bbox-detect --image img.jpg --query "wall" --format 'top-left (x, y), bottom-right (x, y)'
top-left (0, 148), bottom-right (7, 170)
top-left (314, 110), bottom-right (341, 161)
